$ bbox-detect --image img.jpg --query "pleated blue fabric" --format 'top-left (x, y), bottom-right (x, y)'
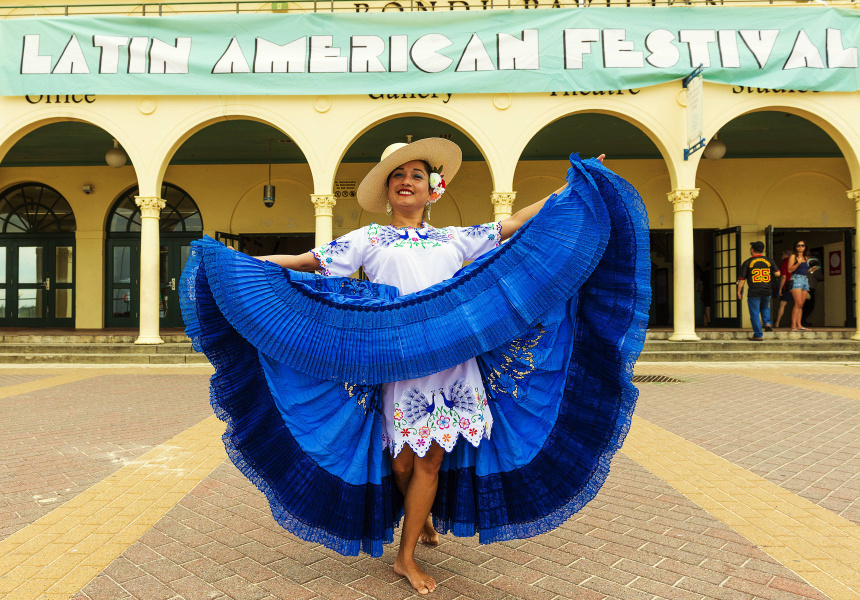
top-left (179, 154), bottom-right (650, 557)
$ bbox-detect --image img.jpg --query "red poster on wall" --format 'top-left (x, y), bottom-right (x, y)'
top-left (829, 250), bottom-right (842, 276)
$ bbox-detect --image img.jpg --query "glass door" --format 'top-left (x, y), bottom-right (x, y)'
top-left (160, 238), bottom-right (193, 328)
top-left (845, 228), bottom-right (855, 328)
top-left (17, 244), bottom-right (47, 321)
top-left (105, 236), bottom-right (196, 328)
top-left (0, 244), bottom-right (7, 320)
top-left (711, 227), bottom-right (741, 328)
top-left (105, 239), bottom-right (139, 327)
top-left (0, 238), bottom-right (75, 326)
top-left (54, 244), bottom-right (75, 322)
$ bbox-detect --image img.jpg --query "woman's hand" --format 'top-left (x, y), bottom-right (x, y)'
top-left (498, 153), bottom-right (606, 241)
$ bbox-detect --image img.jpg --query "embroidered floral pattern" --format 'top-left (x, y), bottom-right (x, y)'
top-left (484, 323), bottom-right (546, 401)
top-left (313, 239), bottom-right (353, 276)
top-left (341, 382), bottom-right (382, 416)
top-left (311, 249), bottom-right (331, 276)
top-left (462, 222), bottom-right (503, 246)
top-left (391, 379), bottom-right (492, 457)
top-left (325, 239), bottom-right (351, 256)
top-left (367, 222), bottom-right (445, 250)
top-left (337, 278), bottom-right (383, 298)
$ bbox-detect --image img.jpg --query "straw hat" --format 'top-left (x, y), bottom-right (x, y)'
top-left (357, 138), bottom-right (462, 214)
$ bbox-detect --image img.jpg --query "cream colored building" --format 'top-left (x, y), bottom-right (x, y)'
top-left (0, 1), bottom-right (858, 344)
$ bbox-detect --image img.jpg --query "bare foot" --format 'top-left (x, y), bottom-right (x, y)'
top-left (418, 516), bottom-right (440, 546)
top-left (394, 555), bottom-right (437, 594)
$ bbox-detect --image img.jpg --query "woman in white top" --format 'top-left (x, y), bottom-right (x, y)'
top-left (252, 139), bottom-right (596, 594)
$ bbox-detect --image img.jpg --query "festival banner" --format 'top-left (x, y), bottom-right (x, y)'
top-left (0, 7), bottom-right (857, 96)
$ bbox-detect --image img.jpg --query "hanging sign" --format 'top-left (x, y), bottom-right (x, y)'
top-left (683, 65), bottom-right (705, 160)
top-left (0, 7), bottom-right (858, 96)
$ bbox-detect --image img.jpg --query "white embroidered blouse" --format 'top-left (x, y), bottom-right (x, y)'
top-left (313, 221), bottom-right (503, 457)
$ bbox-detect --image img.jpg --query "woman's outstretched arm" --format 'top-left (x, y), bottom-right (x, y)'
top-left (498, 154), bottom-right (604, 241)
top-left (498, 184), bottom-right (566, 241)
top-left (244, 250), bottom-right (320, 273)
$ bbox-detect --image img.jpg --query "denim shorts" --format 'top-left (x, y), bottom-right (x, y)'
top-left (791, 274), bottom-right (810, 292)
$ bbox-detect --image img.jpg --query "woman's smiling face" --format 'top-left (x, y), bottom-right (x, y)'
top-left (387, 160), bottom-right (430, 213)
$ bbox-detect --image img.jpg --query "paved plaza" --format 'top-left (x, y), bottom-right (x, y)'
top-left (0, 362), bottom-right (858, 600)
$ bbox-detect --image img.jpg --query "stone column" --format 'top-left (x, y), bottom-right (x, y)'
top-left (311, 194), bottom-right (337, 247)
top-left (491, 192), bottom-right (516, 221)
top-left (668, 189), bottom-right (700, 341)
top-left (850, 189), bottom-right (860, 341)
top-left (134, 196), bottom-right (166, 345)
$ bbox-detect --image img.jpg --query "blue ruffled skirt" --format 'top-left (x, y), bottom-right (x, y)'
top-left (179, 155), bottom-right (650, 557)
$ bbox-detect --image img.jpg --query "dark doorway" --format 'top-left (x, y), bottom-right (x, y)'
top-left (0, 183), bottom-right (76, 327)
top-left (711, 227), bottom-right (742, 328)
top-left (769, 228), bottom-right (854, 328)
top-left (105, 184), bottom-right (203, 328)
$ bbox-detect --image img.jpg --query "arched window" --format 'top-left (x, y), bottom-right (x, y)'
top-left (107, 183), bottom-right (202, 233)
top-left (0, 183), bottom-right (76, 234)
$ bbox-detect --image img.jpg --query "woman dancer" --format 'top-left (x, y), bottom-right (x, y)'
top-left (788, 240), bottom-right (810, 331)
top-left (180, 138), bottom-right (650, 595)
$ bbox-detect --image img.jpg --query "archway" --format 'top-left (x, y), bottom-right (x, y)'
top-left (0, 120), bottom-right (134, 328)
top-left (514, 112), bottom-right (673, 327)
top-left (164, 119), bottom-right (316, 257)
top-left (697, 110), bottom-right (852, 329)
top-left (105, 183), bottom-right (202, 328)
top-left (0, 183), bottom-right (76, 326)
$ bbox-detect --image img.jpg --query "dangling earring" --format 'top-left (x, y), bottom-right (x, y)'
top-left (386, 200), bottom-right (392, 216)
top-left (425, 202), bottom-right (431, 220)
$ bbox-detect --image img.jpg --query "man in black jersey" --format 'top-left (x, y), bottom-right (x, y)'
top-left (737, 241), bottom-right (781, 341)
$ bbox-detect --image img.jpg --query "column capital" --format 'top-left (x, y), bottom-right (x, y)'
top-left (491, 191), bottom-right (516, 220)
top-left (311, 194), bottom-right (336, 217)
top-left (134, 196), bottom-right (166, 218)
top-left (490, 191), bottom-right (516, 210)
top-left (848, 188), bottom-right (860, 205)
top-left (667, 188), bottom-right (699, 212)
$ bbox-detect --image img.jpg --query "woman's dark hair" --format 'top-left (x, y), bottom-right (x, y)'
top-left (794, 240), bottom-right (808, 258)
top-left (387, 160), bottom-right (433, 186)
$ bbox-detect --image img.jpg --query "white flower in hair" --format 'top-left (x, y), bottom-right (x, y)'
top-left (428, 168), bottom-right (446, 203)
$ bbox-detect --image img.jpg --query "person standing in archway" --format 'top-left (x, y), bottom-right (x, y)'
top-left (788, 240), bottom-right (811, 331)
top-left (737, 241), bottom-right (780, 341)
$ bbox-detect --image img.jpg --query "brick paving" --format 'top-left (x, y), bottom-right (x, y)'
top-left (0, 373), bottom-right (55, 387)
top-left (0, 373), bottom-right (212, 539)
top-left (70, 458), bottom-right (832, 600)
top-left (790, 373), bottom-right (860, 389)
top-left (632, 374), bottom-right (860, 524)
top-left (1, 364), bottom-right (858, 600)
